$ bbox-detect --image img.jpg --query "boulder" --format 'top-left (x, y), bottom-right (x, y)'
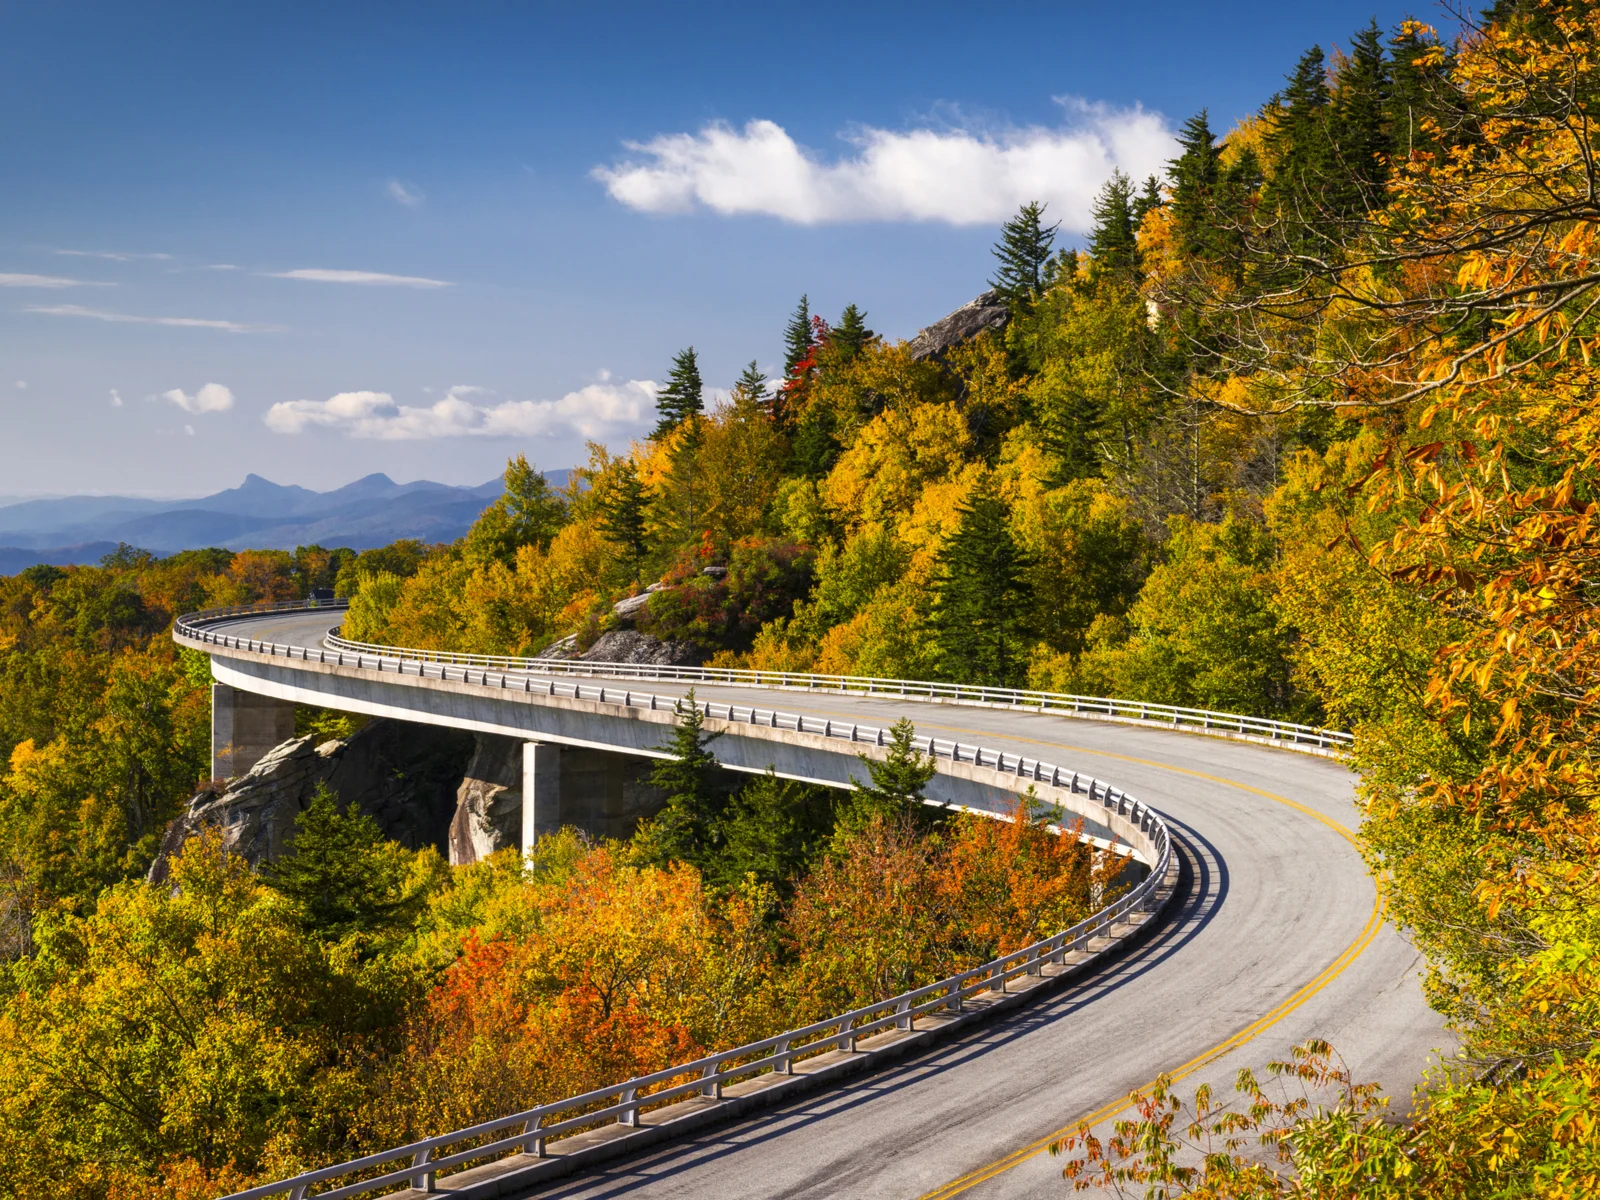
top-left (149, 718), bottom-right (472, 881)
top-left (611, 591), bottom-right (653, 622)
top-left (907, 289), bottom-right (1010, 361)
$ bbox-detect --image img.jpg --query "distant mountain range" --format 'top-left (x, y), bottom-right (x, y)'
top-left (0, 469), bottom-right (571, 574)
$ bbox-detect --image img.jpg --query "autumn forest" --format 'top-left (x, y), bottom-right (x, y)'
top-left (4, 1), bottom-right (1600, 1195)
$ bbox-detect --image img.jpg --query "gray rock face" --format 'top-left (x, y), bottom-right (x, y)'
top-left (611, 591), bottom-right (653, 622)
top-left (448, 733), bottom-right (526, 865)
top-left (580, 628), bottom-right (704, 666)
top-left (534, 626), bottom-right (703, 667)
top-left (907, 289), bottom-right (1010, 361)
top-left (149, 718), bottom-right (472, 881)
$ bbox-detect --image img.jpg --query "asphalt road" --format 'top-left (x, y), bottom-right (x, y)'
top-left (202, 612), bottom-right (1449, 1200)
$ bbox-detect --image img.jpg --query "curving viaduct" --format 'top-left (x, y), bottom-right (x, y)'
top-left (184, 608), bottom-right (1446, 1200)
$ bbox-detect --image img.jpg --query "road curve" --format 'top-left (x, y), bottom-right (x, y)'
top-left (199, 612), bottom-right (1447, 1200)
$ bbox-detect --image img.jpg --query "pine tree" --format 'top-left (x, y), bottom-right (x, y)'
top-left (1387, 21), bottom-right (1452, 162)
top-left (931, 483), bottom-right (1034, 687)
top-left (1131, 175), bottom-right (1163, 225)
top-left (1265, 47), bottom-right (1336, 227)
top-left (653, 346), bottom-right (704, 439)
top-left (777, 301), bottom-right (819, 428)
top-left (1088, 170), bottom-right (1138, 275)
top-left (732, 360), bottom-right (768, 407)
top-left (1168, 111), bottom-right (1222, 257)
top-left (599, 459), bottom-right (649, 583)
top-left (268, 786), bottom-right (420, 943)
top-left (990, 201), bottom-right (1060, 313)
top-left (835, 717), bottom-right (938, 841)
top-left (831, 304), bottom-right (873, 361)
top-left (1332, 20), bottom-right (1393, 213)
top-left (782, 295), bottom-right (813, 379)
top-left (646, 689), bottom-right (728, 868)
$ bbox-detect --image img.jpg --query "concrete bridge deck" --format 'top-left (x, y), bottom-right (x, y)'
top-left (189, 610), bottom-right (1445, 1200)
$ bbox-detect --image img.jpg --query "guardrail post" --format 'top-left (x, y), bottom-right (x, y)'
top-left (701, 1063), bottom-right (722, 1099)
top-left (520, 1119), bottom-right (546, 1158)
top-left (895, 997), bottom-right (913, 1031)
top-left (775, 1038), bottom-right (793, 1074)
top-left (410, 1147), bottom-right (435, 1192)
top-left (619, 1086), bottom-right (639, 1127)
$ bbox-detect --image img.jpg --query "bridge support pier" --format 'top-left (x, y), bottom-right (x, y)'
top-left (212, 682), bottom-right (296, 781)
top-left (521, 741), bottom-right (561, 855)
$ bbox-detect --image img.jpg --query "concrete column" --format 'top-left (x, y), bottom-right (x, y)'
top-left (212, 682), bottom-right (297, 780)
top-left (521, 741), bottom-right (562, 856)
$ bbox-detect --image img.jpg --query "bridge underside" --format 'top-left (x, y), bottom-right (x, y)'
top-left (207, 651), bottom-right (1133, 855)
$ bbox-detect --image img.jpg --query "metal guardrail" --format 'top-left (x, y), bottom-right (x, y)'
top-left (175, 602), bottom-right (1175, 1199)
top-left (177, 600), bottom-right (1351, 750)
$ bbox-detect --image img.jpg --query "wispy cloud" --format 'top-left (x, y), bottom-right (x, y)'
top-left (14, 380), bottom-right (26, 390)
top-left (205, 263), bottom-right (240, 271)
top-left (162, 383), bottom-right (235, 414)
top-left (593, 99), bottom-right (1176, 229)
top-left (264, 381), bottom-right (655, 440)
top-left (109, 389), bottom-right (124, 407)
top-left (266, 268), bottom-right (452, 288)
top-left (25, 304), bottom-right (279, 334)
top-left (0, 273), bottom-right (112, 288)
top-left (55, 249), bottom-right (173, 261)
top-left (386, 179), bottom-right (424, 207)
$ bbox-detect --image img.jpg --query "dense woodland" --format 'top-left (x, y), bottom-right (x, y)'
top-left (4, 0), bottom-right (1600, 1194)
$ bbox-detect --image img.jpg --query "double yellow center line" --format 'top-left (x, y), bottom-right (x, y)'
top-left (900, 727), bottom-right (1382, 1200)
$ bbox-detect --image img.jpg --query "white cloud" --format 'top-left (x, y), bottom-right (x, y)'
top-left (24, 304), bottom-right (276, 333)
top-left (109, 389), bottom-right (124, 407)
top-left (206, 263), bottom-right (240, 271)
top-left (264, 381), bottom-right (657, 440)
top-left (55, 249), bottom-right (172, 261)
top-left (592, 99), bottom-right (1176, 229)
top-left (266, 268), bottom-right (452, 288)
top-left (184, 424), bottom-right (195, 436)
top-left (13, 380), bottom-right (25, 390)
top-left (387, 179), bottom-right (424, 207)
top-left (0, 273), bottom-right (110, 288)
top-left (162, 383), bottom-right (235, 414)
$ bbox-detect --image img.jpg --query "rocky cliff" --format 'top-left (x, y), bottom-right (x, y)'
top-left (906, 289), bottom-right (1010, 361)
top-left (149, 717), bottom-right (473, 880)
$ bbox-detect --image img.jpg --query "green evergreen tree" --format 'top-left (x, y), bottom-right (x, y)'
top-left (782, 295), bottom-right (813, 379)
top-left (931, 483), bottom-right (1034, 686)
top-left (835, 717), bottom-right (937, 840)
top-left (1131, 174), bottom-right (1163, 225)
top-left (789, 401), bottom-right (840, 480)
top-left (712, 769), bottom-right (835, 894)
top-left (1088, 170), bottom-right (1139, 275)
top-left (1168, 111), bottom-right (1222, 257)
top-left (1332, 20), bottom-right (1393, 214)
top-left (732, 360), bottom-right (769, 407)
top-left (831, 304), bottom-right (873, 361)
top-left (1387, 20), bottom-right (1452, 161)
top-left (267, 786), bottom-right (421, 943)
top-left (1264, 46), bottom-right (1337, 233)
top-left (653, 346), bottom-right (704, 439)
top-left (599, 459), bottom-right (649, 583)
top-left (646, 689), bottom-right (728, 868)
top-left (990, 201), bottom-right (1060, 313)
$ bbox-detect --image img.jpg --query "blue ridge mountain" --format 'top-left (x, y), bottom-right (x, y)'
top-left (0, 469), bottom-right (568, 568)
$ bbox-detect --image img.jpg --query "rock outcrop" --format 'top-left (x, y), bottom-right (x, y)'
top-left (907, 289), bottom-right (1010, 361)
top-left (536, 627), bottom-right (703, 667)
top-left (150, 717), bottom-right (472, 881)
top-left (448, 733), bottom-right (526, 865)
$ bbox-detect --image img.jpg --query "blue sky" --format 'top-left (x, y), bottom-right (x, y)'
top-left (0, 1), bottom-right (1442, 497)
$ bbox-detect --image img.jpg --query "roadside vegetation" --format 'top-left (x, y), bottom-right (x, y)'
top-left (4, 1), bottom-right (1600, 1194)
